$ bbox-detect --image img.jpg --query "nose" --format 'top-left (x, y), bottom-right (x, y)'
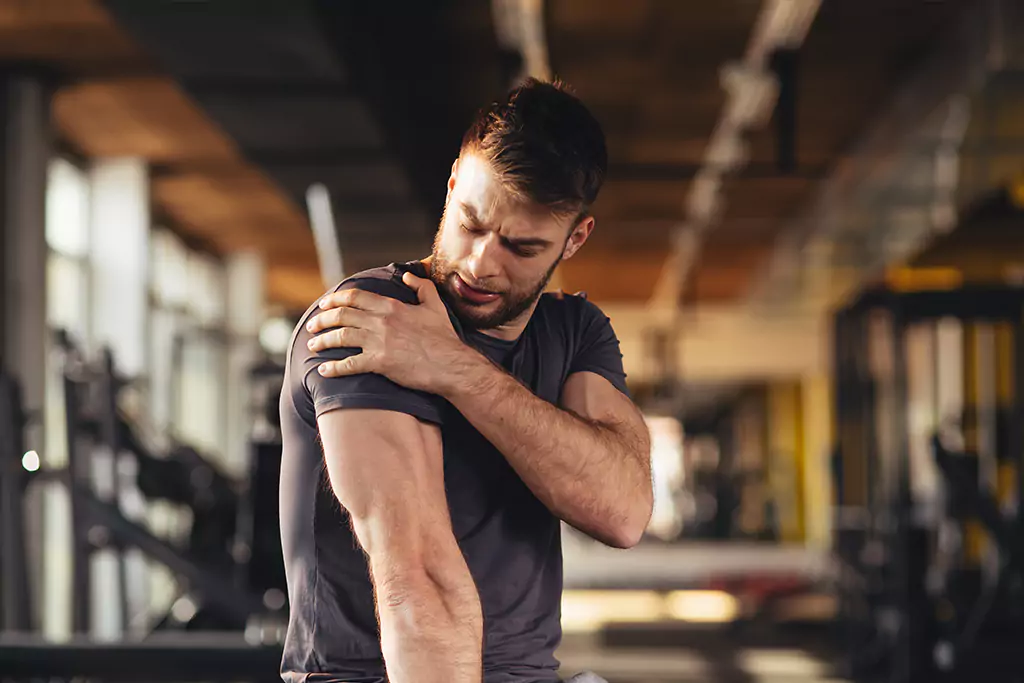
top-left (465, 234), bottom-right (501, 282)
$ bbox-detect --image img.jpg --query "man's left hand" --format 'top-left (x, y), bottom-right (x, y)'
top-left (305, 271), bottom-right (467, 394)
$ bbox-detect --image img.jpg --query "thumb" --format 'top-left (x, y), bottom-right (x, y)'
top-left (402, 271), bottom-right (443, 307)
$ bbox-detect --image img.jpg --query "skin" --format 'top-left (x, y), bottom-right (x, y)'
top-left (308, 152), bottom-right (653, 546)
top-left (317, 409), bottom-right (482, 683)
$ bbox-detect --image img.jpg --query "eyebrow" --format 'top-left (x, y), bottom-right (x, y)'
top-left (460, 202), bottom-right (554, 249)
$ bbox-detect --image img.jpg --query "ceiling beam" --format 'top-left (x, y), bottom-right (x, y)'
top-left (648, 0), bottom-right (823, 313)
top-left (606, 161), bottom-right (826, 182)
top-left (242, 148), bottom-right (392, 168)
top-left (182, 78), bottom-right (350, 99)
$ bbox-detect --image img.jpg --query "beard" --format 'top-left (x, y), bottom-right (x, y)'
top-left (429, 209), bottom-right (562, 330)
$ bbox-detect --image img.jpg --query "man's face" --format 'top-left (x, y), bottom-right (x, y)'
top-left (429, 154), bottom-right (592, 332)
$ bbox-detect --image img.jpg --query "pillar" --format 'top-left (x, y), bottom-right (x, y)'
top-left (88, 158), bottom-right (150, 640)
top-left (225, 252), bottom-right (266, 478)
top-left (0, 73), bottom-right (51, 633)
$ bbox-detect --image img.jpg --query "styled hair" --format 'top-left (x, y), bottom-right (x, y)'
top-left (460, 77), bottom-right (608, 219)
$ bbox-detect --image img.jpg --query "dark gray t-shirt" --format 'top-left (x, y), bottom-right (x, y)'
top-left (278, 261), bottom-right (628, 683)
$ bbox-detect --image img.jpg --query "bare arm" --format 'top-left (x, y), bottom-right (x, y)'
top-left (443, 360), bottom-right (653, 548)
top-left (318, 408), bottom-right (482, 683)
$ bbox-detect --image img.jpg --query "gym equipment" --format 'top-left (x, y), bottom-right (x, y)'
top-left (831, 285), bottom-right (1024, 683)
top-left (0, 370), bottom-right (32, 632)
top-left (42, 331), bottom-right (284, 635)
top-left (0, 631), bottom-right (283, 682)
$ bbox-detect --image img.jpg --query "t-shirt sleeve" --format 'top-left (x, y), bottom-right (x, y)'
top-left (568, 298), bottom-right (630, 397)
top-left (296, 276), bottom-right (447, 425)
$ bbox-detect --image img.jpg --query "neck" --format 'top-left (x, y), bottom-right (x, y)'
top-left (475, 300), bottom-right (539, 341)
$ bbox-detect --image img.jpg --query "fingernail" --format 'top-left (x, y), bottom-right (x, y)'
top-left (306, 339), bottom-right (315, 350)
top-left (318, 299), bottom-right (328, 309)
top-left (306, 321), bottom-right (314, 331)
top-left (318, 365), bottom-right (328, 375)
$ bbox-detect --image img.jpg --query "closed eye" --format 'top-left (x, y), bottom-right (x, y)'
top-left (509, 245), bottom-right (542, 258)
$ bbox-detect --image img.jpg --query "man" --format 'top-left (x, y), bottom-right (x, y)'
top-left (279, 78), bottom-right (653, 683)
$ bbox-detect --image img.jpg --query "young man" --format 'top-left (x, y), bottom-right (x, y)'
top-left (279, 78), bottom-right (653, 683)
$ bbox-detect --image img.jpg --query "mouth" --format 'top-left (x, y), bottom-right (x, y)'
top-left (452, 274), bottom-right (501, 305)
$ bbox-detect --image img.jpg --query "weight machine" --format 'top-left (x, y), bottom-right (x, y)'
top-left (832, 285), bottom-right (1024, 683)
top-left (0, 332), bottom-right (291, 680)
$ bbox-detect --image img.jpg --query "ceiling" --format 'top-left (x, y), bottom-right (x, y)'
top-left (3, 0), bottom-right (972, 312)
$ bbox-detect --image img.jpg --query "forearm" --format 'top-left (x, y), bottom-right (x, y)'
top-left (442, 354), bottom-right (652, 548)
top-left (373, 552), bottom-right (482, 683)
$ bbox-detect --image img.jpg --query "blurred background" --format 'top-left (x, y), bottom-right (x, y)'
top-left (2, 0), bottom-right (1024, 681)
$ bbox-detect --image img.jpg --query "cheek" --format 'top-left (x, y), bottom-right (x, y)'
top-left (506, 260), bottom-right (548, 289)
top-left (437, 226), bottom-right (468, 258)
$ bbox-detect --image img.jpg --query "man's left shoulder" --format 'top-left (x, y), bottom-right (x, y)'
top-left (539, 292), bottom-right (612, 331)
top-left (535, 293), bottom-right (618, 359)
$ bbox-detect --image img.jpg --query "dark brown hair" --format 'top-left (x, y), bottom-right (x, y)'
top-left (460, 78), bottom-right (608, 220)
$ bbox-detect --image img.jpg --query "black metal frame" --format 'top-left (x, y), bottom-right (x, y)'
top-left (832, 285), bottom-right (1024, 682)
top-left (0, 633), bottom-right (283, 682)
top-left (0, 371), bottom-right (31, 632)
top-left (53, 333), bottom-right (270, 636)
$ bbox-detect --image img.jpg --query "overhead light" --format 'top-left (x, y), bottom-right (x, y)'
top-left (491, 0), bottom-right (551, 81)
top-left (705, 126), bottom-right (749, 173)
top-left (761, 0), bottom-right (822, 47)
top-left (306, 183), bottom-right (344, 289)
top-left (721, 63), bottom-right (779, 130)
top-left (687, 170), bottom-right (722, 225)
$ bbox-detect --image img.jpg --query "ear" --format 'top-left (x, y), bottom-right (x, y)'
top-left (445, 157), bottom-right (460, 203)
top-left (561, 216), bottom-right (594, 261)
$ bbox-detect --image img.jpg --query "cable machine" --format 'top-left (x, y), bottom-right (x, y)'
top-left (832, 285), bottom-right (1024, 682)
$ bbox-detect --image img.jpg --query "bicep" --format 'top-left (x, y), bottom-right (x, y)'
top-left (317, 408), bottom-right (451, 562)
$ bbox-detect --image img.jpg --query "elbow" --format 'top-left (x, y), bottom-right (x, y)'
top-left (606, 490), bottom-right (654, 550)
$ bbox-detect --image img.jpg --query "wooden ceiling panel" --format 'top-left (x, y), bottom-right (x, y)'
top-left (689, 266), bottom-right (760, 302)
top-left (688, 239), bottom-right (776, 302)
top-left (558, 248), bottom-right (667, 303)
top-left (593, 179), bottom-right (687, 222)
top-left (0, 0), bottom-right (112, 25)
top-left (55, 79), bottom-right (239, 162)
top-left (612, 135), bottom-right (710, 165)
top-left (267, 264), bottom-right (327, 312)
top-left (549, 0), bottom-right (657, 36)
top-left (718, 177), bottom-right (813, 222)
top-left (0, 0), bottom-right (152, 75)
top-left (587, 219), bottom-right (675, 251)
top-left (153, 170), bottom-right (307, 247)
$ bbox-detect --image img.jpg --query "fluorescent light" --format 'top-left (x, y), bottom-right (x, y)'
top-left (721, 63), bottom-right (779, 130)
top-left (22, 450), bottom-right (40, 472)
top-left (763, 0), bottom-right (821, 47)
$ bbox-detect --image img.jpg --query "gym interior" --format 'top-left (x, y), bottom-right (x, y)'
top-left (2, 1), bottom-right (1023, 681)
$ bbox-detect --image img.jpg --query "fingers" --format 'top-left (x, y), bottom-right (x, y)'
top-left (317, 354), bottom-right (371, 377)
top-left (306, 326), bottom-right (370, 353)
top-left (318, 288), bottom-right (394, 315)
top-left (401, 271), bottom-right (443, 308)
top-left (306, 305), bottom-right (373, 334)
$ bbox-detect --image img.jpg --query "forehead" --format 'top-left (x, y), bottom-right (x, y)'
top-left (454, 154), bottom-right (567, 236)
